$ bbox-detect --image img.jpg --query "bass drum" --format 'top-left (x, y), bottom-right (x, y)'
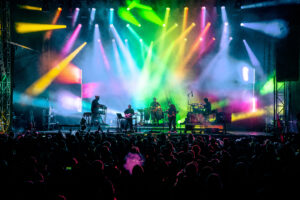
top-left (144, 108), bottom-right (151, 121)
top-left (156, 108), bottom-right (163, 120)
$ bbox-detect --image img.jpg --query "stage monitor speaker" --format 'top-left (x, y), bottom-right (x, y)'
top-left (276, 32), bottom-right (300, 82)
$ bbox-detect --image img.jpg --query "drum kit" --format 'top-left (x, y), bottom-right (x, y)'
top-left (186, 103), bottom-right (206, 123)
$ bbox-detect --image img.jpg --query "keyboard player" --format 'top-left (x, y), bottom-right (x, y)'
top-left (91, 95), bottom-right (105, 125)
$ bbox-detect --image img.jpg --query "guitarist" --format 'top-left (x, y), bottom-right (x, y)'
top-left (150, 97), bottom-right (161, 125)
top-left (167, 104), bottom-right (177, 133)
top-left (124, 105), bottom-right (135, 132)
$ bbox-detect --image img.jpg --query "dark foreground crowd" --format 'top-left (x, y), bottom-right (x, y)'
top-left (0, 131), bottom-right (299, 200)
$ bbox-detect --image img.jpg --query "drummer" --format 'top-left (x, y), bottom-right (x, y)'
top-left (150, 97), bottom-right (161, 125)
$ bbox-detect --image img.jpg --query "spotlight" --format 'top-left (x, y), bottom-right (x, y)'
top-left (184, 38), bottom-right (187, 41)
top-left (166, 7), bottom-right (170, 10)
top-left (240, 23), bottom-right (244, 26)
top-left (92, 8), bottom-right (96, 11)
top-left (58, 7), bottom-right (62, 11)
top-left (110, 24), bottom-right (113, 28)
top-left (212, 37), bottom-right (216, 40)
top-left (163, 24), bottom-right (166, 27)
top-left (175, 23), bottom-right (178, 26)
top-left (126, 24), bottom-right (130, 27)
top-left (139, 39), bottom-right (143, 42)
top-left (199, 37), bottom-right (203, 41)
top-left (202, 6), bottom-right (206, 10)
top-left (242, 66), bottom-right (249, 82)
top-left (95, 24), bottom-right (98, 27)
top-left (221, 6), bottom-right (225, 9)
top-left (98, 39), bottom-right (100, 42)
top-left (138, 24), bottom-right (141, 27)
top-left (225, 22), bottom-right (229, 26)
top-left (110, 8), bottom-right (114, 11)
top-left (127, 7), bottom-right (130, 11)
top-left (184, 7), bottom-right (188, 10)
top-left (76, 8), bottom-right (80, 11)
top-left (229, 37), bottom-right (233, 40)
top-left (112, 39), bottom-right (115, 42)
top-left (125, 39), bottom-right (128, 42)
top-left (79, 24), bottom-right (82, 27)
top-left (192, 22), bottom-right (196, 26)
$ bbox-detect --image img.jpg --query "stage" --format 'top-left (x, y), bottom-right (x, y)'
top-left (38, 124), bottom-right (273, 137)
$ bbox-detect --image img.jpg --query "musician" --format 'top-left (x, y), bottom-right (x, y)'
top-left (124, 105), bottom-right (135, 132)
top-left (168, 104), bottom-right (177, 133)
top-left (150, 97), bottom-right (161, 125)
top-left (91, 95), bottom-right (101, 125)
top-left (203, 97), bottom-right (211, 120)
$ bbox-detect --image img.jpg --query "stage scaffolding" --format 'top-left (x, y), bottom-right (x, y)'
top-left (0, 0), bottom-right (13, 133)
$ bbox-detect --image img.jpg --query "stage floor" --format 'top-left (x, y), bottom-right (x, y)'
top-left (39, 125), bottom-right (273, 137)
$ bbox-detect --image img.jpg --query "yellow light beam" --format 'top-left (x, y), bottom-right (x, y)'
top-left (231, 109), bottom-right (266, 122)
top-left (177, 7), bottom-right (189, 61)
top-left (18, 5), bottom-right (42, 11)
top-left (16, 23), bottom-right (66, 34)
top-left (161, 23), bottom-right (196, 63)
top-left (26, 42), bottom-right (87, 96)
top-left (153, 23), bottom-right (178, 45)
top-left (158, 7), bottom-right (170, 54)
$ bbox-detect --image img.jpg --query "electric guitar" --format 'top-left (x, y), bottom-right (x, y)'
top-left (125, 113), bottom-right (134, 118)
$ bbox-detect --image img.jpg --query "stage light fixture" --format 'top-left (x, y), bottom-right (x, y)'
top-left (240, 23), bottom-right (244, 26)
top-left (252, 97), bottom-right (257, 112)
top-left (126, 24), bottom-right (130, 27)
top-left (242, 66), bottom-right (249, 82)
top-left (110, 8), bottom-right (114, 11)
top-left (225, 22), bottom-right (229, 26)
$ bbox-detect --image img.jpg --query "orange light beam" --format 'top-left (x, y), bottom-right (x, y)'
top-left (179, 22), bottom-right (211, 69)
top-left (45, 7), bottom-right (62, 40)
